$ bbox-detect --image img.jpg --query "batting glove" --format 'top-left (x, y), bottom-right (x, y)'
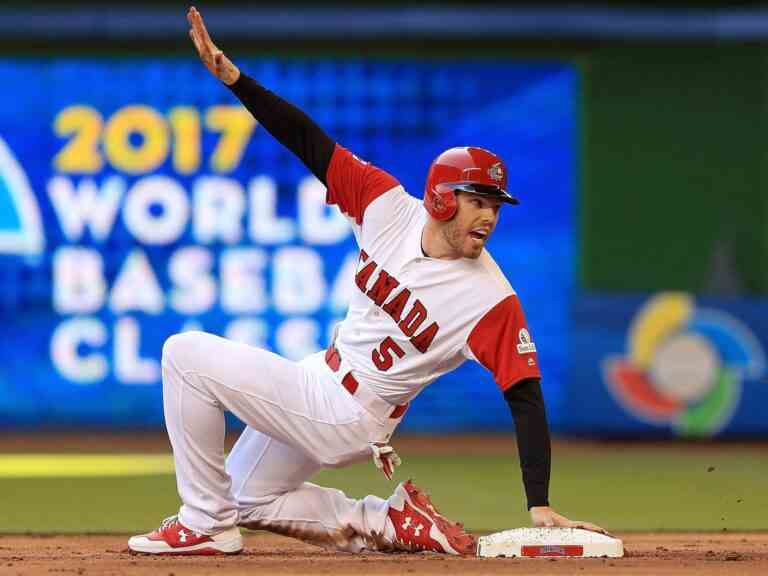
top-left (369, 442), bottom-right (402, 480)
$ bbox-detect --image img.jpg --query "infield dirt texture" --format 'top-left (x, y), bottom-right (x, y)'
top-left (0, 434), bottom-right (766, 575)
top-left (2, 532), bottom-right (767, 575)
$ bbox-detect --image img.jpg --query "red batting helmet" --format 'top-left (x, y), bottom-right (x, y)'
top-left (423, 147), bottom-right (519, 221)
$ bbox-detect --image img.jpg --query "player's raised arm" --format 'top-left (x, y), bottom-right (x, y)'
top-left (188, 6), bottom-right (334, 184)
top-left (187, 6), bottom-right (400, 230)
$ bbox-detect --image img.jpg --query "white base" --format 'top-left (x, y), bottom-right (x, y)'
top-left (477, 527), bottom-right (623, 558)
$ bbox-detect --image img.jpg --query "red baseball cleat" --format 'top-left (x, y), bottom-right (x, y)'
top-left (387, 480), bottom-right (477, 555)
top-left (128, 515), bottom-right (243, 555)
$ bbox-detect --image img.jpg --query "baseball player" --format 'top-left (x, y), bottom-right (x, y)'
top-left (128, 6), bottom-right (607, 556)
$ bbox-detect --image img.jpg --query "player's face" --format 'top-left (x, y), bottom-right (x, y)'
top-left (442, 192), bottom-right (502, 259)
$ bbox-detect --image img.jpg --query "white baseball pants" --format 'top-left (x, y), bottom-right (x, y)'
top-left (161, 330), bottom-right (399, 552)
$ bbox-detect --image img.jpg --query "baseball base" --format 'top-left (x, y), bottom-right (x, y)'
top-left (476, 527), bottom-right (623, 558)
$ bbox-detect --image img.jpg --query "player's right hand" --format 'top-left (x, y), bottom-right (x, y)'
top-left (187, 6), bottom-right (240, 85)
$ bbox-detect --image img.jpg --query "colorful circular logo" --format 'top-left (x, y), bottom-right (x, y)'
top-left (604, 293), bottom-right (766, 437)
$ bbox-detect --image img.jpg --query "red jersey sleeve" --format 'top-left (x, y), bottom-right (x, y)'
top-left (467, 294), bottom-right (542, 391)
top-left (325, 144), bottom-right (400, 225)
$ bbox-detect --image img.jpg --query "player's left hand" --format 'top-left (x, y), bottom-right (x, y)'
top-left (369, 442), bottom-right (402, 480)
top-left (187, 6), bottom-right (240, 85)
top-left (530, 506), bottom-right (611, 536)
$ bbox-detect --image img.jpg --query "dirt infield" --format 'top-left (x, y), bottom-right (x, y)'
top-left (1, 532), bottom-right (766, 575)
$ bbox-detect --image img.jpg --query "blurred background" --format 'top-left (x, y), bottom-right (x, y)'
top-left (0, 1), bottom-right (766, 534)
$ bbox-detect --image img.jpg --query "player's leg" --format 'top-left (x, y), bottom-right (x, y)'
top-left (225, 426), bottom-right (394, 553)
top-left (225, 358), bottom-right (476, 556)
top-left (227, 428), bottom-right (475, 554)
top-left (127, 332), bottom-right (245, 554)
top-left (164, 330), bottom-right (380, 521)
top-left (130, 330), bottom-right (378, 554)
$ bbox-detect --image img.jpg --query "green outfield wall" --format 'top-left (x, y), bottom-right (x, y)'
top-left (581, 44), bottom-right (768, 295)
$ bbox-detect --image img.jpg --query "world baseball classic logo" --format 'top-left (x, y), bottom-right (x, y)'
top-left (603, 292), bottom-right (766, 437)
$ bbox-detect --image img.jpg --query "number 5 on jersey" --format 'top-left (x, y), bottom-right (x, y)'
top-left (372, 337), bottom-right (406, 371)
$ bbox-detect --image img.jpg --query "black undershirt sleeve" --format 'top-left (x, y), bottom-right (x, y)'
top-left (504, 378), bottom-right (551, 509)
top-left (227, 72), bottom-right (336, 185)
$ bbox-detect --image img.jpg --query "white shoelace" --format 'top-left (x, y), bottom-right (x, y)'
top-left (159, 515), bottom-right (179, 530)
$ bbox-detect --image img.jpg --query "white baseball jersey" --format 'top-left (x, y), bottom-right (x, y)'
top-left (326, 145), bottom-right (541, 405)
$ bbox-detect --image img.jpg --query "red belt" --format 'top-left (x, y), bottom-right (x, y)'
top-left (324, 345), bottom-right (408, 419)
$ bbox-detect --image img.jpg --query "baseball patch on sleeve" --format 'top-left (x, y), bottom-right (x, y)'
top-left (516, 328), bottom-right (537, 354)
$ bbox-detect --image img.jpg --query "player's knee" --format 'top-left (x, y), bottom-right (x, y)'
top-left (320, 454), bottom-right (351, 468)
top-left (162, 331), bottom-right (206, 369)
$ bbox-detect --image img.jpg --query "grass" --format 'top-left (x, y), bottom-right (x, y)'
top-left (0, 442), bottom-right (764, 533)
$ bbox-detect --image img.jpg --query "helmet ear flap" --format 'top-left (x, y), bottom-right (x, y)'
top-left (425, 187), bottom-right (457, 221)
